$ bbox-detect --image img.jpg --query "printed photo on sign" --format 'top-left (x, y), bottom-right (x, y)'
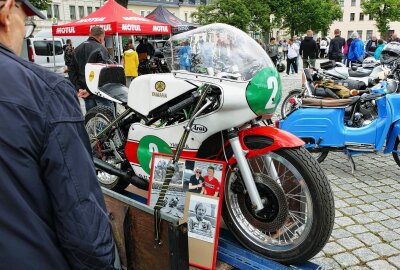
top-left (149, 187), bottom-right (185, 219)
top-left (183, 161), bottom-right (223, 197)
top-left (187, 195), bottom-right (219, 244)
top-left (152, 156), bottom-right (184, 186)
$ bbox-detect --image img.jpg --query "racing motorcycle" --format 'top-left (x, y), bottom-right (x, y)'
top-left (84, 24), bottom-right (334, 264)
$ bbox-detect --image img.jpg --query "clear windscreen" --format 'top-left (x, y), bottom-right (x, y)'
top-left (165, 23), bottom-right (274, 81)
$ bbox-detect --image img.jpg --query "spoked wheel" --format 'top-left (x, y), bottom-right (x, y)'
top-left (222, 142), bottom-right (334, 265)
top-left (393, 137), bottom-right (400, 167)
top-left (85, 106), bottom-right (129, 192)
top-left (280, 89), bottom-right (302, 119)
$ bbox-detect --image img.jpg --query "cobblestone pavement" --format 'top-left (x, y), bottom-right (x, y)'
top-left (279, 59), bottom-right (400, 269)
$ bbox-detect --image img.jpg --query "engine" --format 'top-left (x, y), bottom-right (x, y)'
top-left (351, 101), bottom-right (378, 127)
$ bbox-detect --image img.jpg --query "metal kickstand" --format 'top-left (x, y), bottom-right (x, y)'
top-left (346, 153), bottom-right (356, 174)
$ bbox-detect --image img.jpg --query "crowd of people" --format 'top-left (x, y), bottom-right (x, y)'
top-left (257, 29), bottom-right (400, 76)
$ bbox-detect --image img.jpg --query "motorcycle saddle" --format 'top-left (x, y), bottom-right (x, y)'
top-left (348, 69), bottom-right (372, 77)
top-left (302, 96), bottom-right (359, 108)
top-left (99, 83), bottom-right (128, 104)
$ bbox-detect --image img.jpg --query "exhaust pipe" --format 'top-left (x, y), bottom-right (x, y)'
top-left (93, 158), bottom-right (149, 190)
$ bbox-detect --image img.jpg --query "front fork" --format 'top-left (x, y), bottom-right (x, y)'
top-left (228, 128), bottom-right (267, 211)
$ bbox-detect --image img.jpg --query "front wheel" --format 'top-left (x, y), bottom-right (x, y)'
top-left (280, 89), bottom-right (302, 119)
top-left (222, 145), bottom-right (334, 265)
top-left (308, 150), bottom-right (329, 163)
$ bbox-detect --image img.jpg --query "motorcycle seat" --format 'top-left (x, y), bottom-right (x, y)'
top-left (302, 96), bottom-right (359, 108)
top-left (348, 69), bottom-right (372, 77)
top-left (99, 83), bottom-right (128, 104)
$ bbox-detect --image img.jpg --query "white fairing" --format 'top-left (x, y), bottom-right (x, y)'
top-left (128, 72), bottom-right (256, 179)
top-left (127, 73), bottom-right (197, 116)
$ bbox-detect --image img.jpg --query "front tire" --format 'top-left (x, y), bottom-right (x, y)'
top-left (222, 144), bottom-right (334, 265)
top-left (85, 106), bottom-right (130, 192)
top-left (280, 89), bottom-right (302, 119)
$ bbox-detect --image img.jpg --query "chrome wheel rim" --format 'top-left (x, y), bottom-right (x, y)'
top-left (225, 152), bottom-right (313, 251)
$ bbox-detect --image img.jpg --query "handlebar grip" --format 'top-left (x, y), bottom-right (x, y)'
top-left (167, 92), bottom-right (199, 115)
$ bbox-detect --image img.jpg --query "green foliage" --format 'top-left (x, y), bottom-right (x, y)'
top-left (281, 0), bottom-right (342, 36)
top-left (362, 0), bottom-right (400, 39)
top-left (29, 0), bottom-right (52, 11)
top-left (191, 0), bottom-right (252, 31)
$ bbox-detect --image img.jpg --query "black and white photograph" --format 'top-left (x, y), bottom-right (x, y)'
top-left (152, 156), bottom-right (184, 186)
top-left (187, 194), bottom-right (219, 243)
top-left (149, 184), bottom-right (185, 219)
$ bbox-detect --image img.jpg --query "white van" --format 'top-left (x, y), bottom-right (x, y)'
top-left (21, 37), bottom-right (66, 74)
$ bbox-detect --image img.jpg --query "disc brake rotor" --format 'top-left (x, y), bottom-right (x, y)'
top-left (236, 173), bottom-right (289, 232)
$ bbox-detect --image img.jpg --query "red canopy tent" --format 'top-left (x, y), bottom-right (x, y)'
top-left (51, 0), bottom-right (171, 36)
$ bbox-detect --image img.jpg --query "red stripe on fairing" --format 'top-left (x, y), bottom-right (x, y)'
top-left (125, 140), bottom-right (198, 164)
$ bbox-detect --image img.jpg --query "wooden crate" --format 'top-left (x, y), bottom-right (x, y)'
top-left (102, 188), bottom-right (189, 270)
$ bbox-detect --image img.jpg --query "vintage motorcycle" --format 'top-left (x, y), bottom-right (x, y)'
top-left (84, 24), bottom-right (334, 264)
top-left (278, 43), bottom-right (400, 169)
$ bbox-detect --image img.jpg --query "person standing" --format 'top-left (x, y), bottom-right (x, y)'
top-left (348, 32), bottom-right (365, 65)
top-left (344, 38), bottom-right (353, 66)
top-left (286, 38), bottom-right (299, 75)
top-left (189, 168), bottom-right (204, 193)
top-left (390, 33), bottom-right (400, 42)
top-left (63, 39), bottom-right (75, 81)
top-left (299, 30), bottom-right (318, 68)
top-left (328, 29), bottom-right (346, 62)
top-left (374, 39), bottom-right (385, 60)
top-left (179, 40), bottom-right (192, 71)
top-left (143, 38), bottom-right (155, 58)
top-left (365, 35), bottom-right (378, 57)
top-left (266, 37), bottom-right (279, 66)
top-left (69, 26), bottom-right (113, 112)
top-left (282, 39), bottom-right (288, 59)
top-left (122, 39), bottom-right (139, 86)
top-left (201, 166), bottom-right (220, 197)
top-left (0, 1), bottom-right (118, 269)
top-left (319, 38), bottom-right (328, 59)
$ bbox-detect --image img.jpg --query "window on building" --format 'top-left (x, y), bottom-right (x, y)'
top-left (78, 6), bottom-right (84, 19)
top-left (357, 30), bottom-right (363, 40)
top-left (146, 10), bottom-right (151, 15)
top-left (87, 6), bottom-right (93, 15)
top-left (366, 30), bottom-right (373, 40)
top-left (184, 12), bottom-right (188, 22)
top-left (200, 0), bottom-right (206, 4)
top-left (339, 15), bottom-right (343, 22)
top-left (350, 13), bottom-right (355, 21)
top-left (359, 13), bottom-right (364, 21)
top-left (140, 10), bottom-right (145, 17)
top-left (47, 5), bottom-right (52, 19)
top-left (53, 4), bottom-right (60, 19)
top-left (347, 30), bottom-right (353, 39)
top-left (69, 6), bottom-right (76, 20)
top-left (95, 6), bottom-right (100, 10)
top-left (351, 0), bottom-right (356, 6)
top-left (339, 0), bottom-right (344, 7)
top-left (189, 0), bottom-right (195, 4)
top-left (369, 14), bottom-right (373, 20)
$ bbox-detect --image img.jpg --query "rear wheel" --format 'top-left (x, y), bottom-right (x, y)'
top-left (280, 89), bottom-right (302, 119)
top-left (85, 106), bottom-right (130, 192)
top-left (392, 137), bottom-right (400, 167)
top-left (222, 139), bottom-right (334, 265)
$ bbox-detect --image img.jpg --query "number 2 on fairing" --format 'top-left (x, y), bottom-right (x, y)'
top-left (265, 76), bottom-right (279, 109)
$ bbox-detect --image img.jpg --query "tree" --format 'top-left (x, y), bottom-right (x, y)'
top-left (362, 0), bottom-right (400, 40)
top-left (191, 0), bottom-right (252, 31)
top-left (29, 0), bottom-right (51, 11)
top-left (280, 0), bottom-right (342, 36)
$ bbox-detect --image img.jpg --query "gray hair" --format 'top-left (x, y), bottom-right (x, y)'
top-left (90, 26), bottom-right (105, 38)
top-left (351, 31), bottom-right (359, 39)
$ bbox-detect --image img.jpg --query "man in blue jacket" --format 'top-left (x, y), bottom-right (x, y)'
top-left (0, 0), bottom-right (118, 269)
top-left (348, 32), bottom-right (365, 65)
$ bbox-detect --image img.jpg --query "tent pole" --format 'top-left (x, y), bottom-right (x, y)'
top-left (169, 33), bottom-right (173, 70)
top-left (116, 32), bottom-right (120, 64)
top-left (52, 35), bottom-right (56, 72)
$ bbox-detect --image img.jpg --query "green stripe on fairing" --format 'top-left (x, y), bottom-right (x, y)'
top-left (245, 67), bottom-right (282, 116)
top-left (137, 135), bottom-right (173, 174)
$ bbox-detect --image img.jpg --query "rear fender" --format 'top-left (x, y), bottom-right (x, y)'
top-left (218, 126), bottom-right (304, 164)
top-left (384, 121), bottom-right (400, 154)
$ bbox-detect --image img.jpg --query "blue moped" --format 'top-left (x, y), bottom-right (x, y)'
top-left (278, 69), bottom-right (400, 172)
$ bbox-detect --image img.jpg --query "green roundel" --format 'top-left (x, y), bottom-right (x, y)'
top-left (137, 135), bottom-right (173, 174)
top-left (245, 67), bottom-right (282, 115)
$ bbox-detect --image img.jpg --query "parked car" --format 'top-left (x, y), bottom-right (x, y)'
top-left (21, 37), bottom-right (66, 75)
